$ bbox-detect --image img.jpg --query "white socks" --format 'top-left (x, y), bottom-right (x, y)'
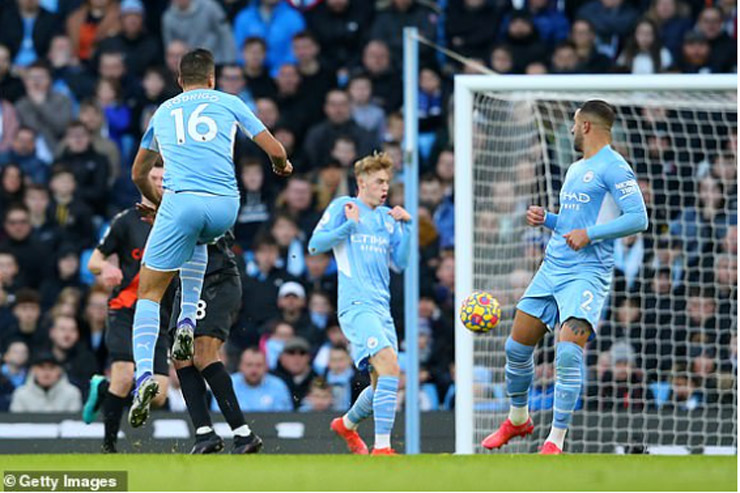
top-left (508, 406), bottom-right (529, 426)
top-left (233, 424), bottom-right (252, 437)
top-left (343, 415), bottom-right (359, 431)
top-left (375, 434), bottom-right (390, 449)
top-left (545, 427), bottom-right (567, 449)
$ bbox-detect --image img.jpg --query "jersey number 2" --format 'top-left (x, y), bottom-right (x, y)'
top-left (171, 104), bottom-right (217, 144)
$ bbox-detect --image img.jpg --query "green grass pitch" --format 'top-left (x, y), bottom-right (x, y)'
top-left (1, 454), bottom-right (736, 491)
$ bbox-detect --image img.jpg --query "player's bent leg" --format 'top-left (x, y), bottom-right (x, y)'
top-left (482, 310), bottom-right (546, 450)
top-left (541, 317), bottom-right (591, 455)
top-left (369, 347), bottom-right (400, 455)
top-left (130, 267), bottom-right (177, 428)
top-left (173, 245), bottom-right (209, 361)
top-left (194, 337), bottom-right (262, 454)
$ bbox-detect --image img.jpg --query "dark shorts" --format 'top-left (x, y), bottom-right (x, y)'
top-left (169, 272), bottom-right (242, 342)
top-left (106, 307), bottom-right (170, 375)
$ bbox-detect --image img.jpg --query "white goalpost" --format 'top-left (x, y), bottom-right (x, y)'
top-left (454, 74), bottom-right (738, 455)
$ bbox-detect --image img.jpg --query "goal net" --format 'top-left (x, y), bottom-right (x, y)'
top-left (454, 75), bottom-right (737, 454)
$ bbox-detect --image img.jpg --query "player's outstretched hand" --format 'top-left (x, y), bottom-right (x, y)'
top-left (563, 229), bottom-right (590, 251)
top-left (136, 202), bottom-right (157, 225)
top-left (100, 263), bottom-right (124, 288)
top-left (526, 206), bottom-right (546, 227)
top-left (272, 160), bottom-right (293, 177)
top-left (344, 202), bottom-right (360, 222)
top-left (388, 206), bottom-right (411, 222)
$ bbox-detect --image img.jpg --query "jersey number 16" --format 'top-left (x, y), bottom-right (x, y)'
top-left (171, 103), bottom-right (217, 145)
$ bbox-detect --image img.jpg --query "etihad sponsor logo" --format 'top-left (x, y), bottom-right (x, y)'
top-left (562, 192), bottom-right (591, 203)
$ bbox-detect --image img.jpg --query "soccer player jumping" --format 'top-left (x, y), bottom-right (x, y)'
top-left (129, 49), bottom-right (291, 430)
top-left (308, 152), bottom-right (412, 455)
top-left (482, 100), bottom-right (648, 454)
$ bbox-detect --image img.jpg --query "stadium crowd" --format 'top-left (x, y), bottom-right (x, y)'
top-left (0, 0), bottom-right (735, 416)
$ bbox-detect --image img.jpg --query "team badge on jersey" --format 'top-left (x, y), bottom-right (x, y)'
top-left (583, 170), bottom-right (594, 183)
top-left (385, 220), bottom-right (394, 234)
top-left (367, 337), bottom-right (379, 349)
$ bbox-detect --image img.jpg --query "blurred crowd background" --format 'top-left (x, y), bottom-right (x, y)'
top-left (0, 0), bottom-right (735, 416)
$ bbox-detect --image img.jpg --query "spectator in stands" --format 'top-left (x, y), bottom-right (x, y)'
top-left (66, 0), bottom-right (121, 63)
top-left (96, 0), bottom-right (163, 78)
top-left (305, 0), bottom-right (372, 72)
top-left (56, 121), bottom-right (110, 217)
top-left (670, 174), bottom-right (733, 265)
top-left (233, 0), bottom-right (306, 73)
top-left (529, 361), bottom-right (554, 411)
top-left (78, 100), bottom-right (120, 180)
top-left (303, 89), bottom-right (377, 171)
top-left (598, 340), bottom-right (646, 410)
top-left (360, 40), bottom-right (402, 112)
top-left (218, 63), bottom-right (255, 109)
top-left (418, 66), bottom-right (445, 137)
top-left (299, 377), bottom-right (334, 412)
top-left (273, 336), bottom-right (317, 410)
top-left (23, 185), bottom-right (55, 249)
top-left (278, 175), bottom-right (320, 238)
top-left (15, 61), bottom-right (73, 152)
top-left (0, 0), bottom-right (60, 68)
top-left (0, 44), bottom-right (25, 103)
top-left (235, 158), bottom-right (273, 250)
top-left (370, 0), bottom-right (437, 68)
top-left (0, 99), bottom-right (19, 154)
top-left (163, 39), bottom-right (188, 95)
top-left (94, 76), bottom-right (131, 155)
top-left (489, 44), bottom-right (514, 74)
top-left (0, 164), bottom-right (26, 212)
top-left (695, 6), bottom-right (737, 73)
top-left (646, 0), bottom-right (692, 61)
top-left (503, 0), bottom-right (570, 46)
top-left (0, 250), bottom-right (22, 302)
top-left (308, 291), bottom-right (332, 334)
top-left (348, 73), bottom-right (385, 142)
top-left (434, 252), bottom-right (455, 319)
top-left (659, 365), bottom-right (701, 410)
top-left (259, 320), bottom-right (295, 371)
top-left (81, 285), bottom-right (107, 367)
top-left (226, 347), bottom-right (293, 412)
top-left (501, 12), bottom-right (550, 73)
top-left (691, 348), bottom-right (719, 404)
top-left (0, 204), bottom-right (50, 289)
top-left (271, 215), bottom-right (306, 277)
top-left (3, 290), bottom-right (42, 350)
top-left (445, 0), bottom-right (502, 61)
top-left (10, 351), bottom-right (81, 412)
top-left (292, 31), bottom-right (335, 119)
top-left (273, 64), bottom-right (315, 140)
top-left (47, 35), bottom-right (96, 106)
top-left (312, 323), bottom-right (349, 374)
top-left (276, 281), bottom-right (322, 348)
top-left (240, 235), bottom-right (291, 337)
top-left (46, 314), bottom-right (96, 390)
top-left (46, 167), bottom-right (95, 251)
top-left (39, 245), bottom-right (84, 310)
top-left (162, 0), bottom-right (236, 65)
top-left (576, 0), bottom-right (639, 58)
top-left (570, 18), bottom-right (612, 73)
top-left (323, 345), bottom-right (354, 411)
top-left (240, 37), bottom-right (276, 100)
top-left (1, 340), bottom-right (28, 392)
top-left (617, 18), bottom-right (673, 73)
top-left (304, 252), bottom-right (337, 299)
top-left (313, 158), bottom-right (350, 210)
top-left (0, 127), bottom-right (47, 185)
top-left (551, 41), bottom-right (580, 73)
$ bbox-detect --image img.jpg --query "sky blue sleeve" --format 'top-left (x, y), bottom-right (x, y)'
top-left (308, 199), bottom-right (356, 254)
top-left (544, 211), bottom-right (558, 230)
top-left (139, 116), bottom-right (159, 151)
top-left (390, 220), bottom-right (412, 273)
top-left (586, 162), bottom-right (648, 242)
top-left (233, 96), bottom-right (266, 139)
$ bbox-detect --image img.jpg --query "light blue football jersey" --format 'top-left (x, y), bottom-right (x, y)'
top-left (141, 89), bottom-right (266, 197)
top-left (543, 145), bottom-right (648, 273)
top-left (308, 197), bottom-right (411, 315)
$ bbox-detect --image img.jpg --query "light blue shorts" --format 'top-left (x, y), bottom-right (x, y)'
top-left (338, 306), bottom-right (398, 371)
top-left (516, 261), bottom-right (611, 336)
top-left (143, 191), bottom-right (239, 271)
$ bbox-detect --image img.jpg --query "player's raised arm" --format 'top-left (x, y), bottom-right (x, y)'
top-left (308, 199), bottom-right (358, 254)
top-left (585, 163), bottom-right (649, 242)
top-left (388, 206), bottom-right (412, 272)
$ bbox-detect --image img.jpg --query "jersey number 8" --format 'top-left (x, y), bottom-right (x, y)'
top-left (171, 103), bottom-right (217, 144)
